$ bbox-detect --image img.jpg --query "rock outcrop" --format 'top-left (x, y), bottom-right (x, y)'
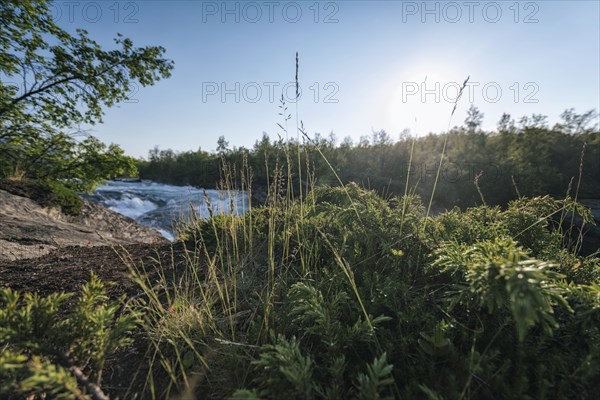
top-left (0, 186), bottom-right (166, 263)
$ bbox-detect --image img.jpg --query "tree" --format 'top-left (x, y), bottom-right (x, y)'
top-left (497, 113), bottom-right (516, 134)
top-left (465, 104), bottom-right (484, 133)
top-left (341, 136), bottom-right (354, 148)
top-left (371, 129), bottom-right (392, 147)
top-left (358, 135), bottom-right (370, 147)
top-left (217, 135), bottom-right (230, 154)
top-left (554, 108), bottom-right (598, 134)
top-left (518, 114), bottom-right (548, 130)
top-left (0, 0), bottom-right (174, 190)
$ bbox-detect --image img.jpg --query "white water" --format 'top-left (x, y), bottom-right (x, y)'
top-left (103, 194), bottom-right (158, 219)
top-left (86, 180), bottom-right (249, 241)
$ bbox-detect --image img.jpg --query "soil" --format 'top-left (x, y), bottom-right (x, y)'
top-left (0, 242), bottom-right (189, 298)
top-left (0, 240), bottom-right (195, 399)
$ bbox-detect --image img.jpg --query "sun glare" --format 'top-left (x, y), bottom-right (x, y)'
top-left (384, 64), bottom-right (470, 136)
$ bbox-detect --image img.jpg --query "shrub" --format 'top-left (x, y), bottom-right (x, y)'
top-left (48, 181), bottom-right (83, 216)
top-left (111, 183), bottom-right (600, 398)
top-left (0, 274), bottom-right (140, 399)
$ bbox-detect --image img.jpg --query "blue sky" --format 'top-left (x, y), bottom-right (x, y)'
top-left (50, 0), bottom-right (600, 158)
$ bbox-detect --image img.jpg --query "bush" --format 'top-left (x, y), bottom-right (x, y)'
top-left (0, 178), bottom-right (82, 215)
top-left (169, 185), bottom-right (600, 399)
top-left (0, 274), bottom-right (140, 399)
top-left (48, 181), bottom-right (83, 216)
top-left (10, 182), bottom-right (597, 398)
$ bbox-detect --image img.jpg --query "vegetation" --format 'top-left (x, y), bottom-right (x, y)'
top-left (138, 107), bottom-right (600, 209)
top-left (3, 179), bottom-right (599, 398)
top-left (46, 181), bottom-right (83, 215)
top-left (4, 100), bottom-right (600, 398)
top-left (115, 166), bottom-right (598, 399)
top-left (1, 2), bottom-right (599, 399)
top-left (0, 274), bottom-right (140, 399)
top-left (0, 0), bottom-right (174, 196)
top-left (0, 177), bottom-right (83, 215)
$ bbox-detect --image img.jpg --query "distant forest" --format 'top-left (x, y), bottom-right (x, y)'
top-left (137, 107), bottom-right (600, 209)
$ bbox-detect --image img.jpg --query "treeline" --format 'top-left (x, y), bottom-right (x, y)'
top-left (137, 107), bottom-right (600, 208)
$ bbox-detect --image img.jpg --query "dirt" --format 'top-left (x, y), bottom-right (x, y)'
top-left (0, 242), bottom-right (190, 298)
top-left (0, 239), bottom-right (194, 399)
top-left (0, 179), bottom-right (193, 298)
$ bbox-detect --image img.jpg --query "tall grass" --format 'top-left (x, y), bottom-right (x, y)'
top-left (116, 59), bottom-right (600, 399)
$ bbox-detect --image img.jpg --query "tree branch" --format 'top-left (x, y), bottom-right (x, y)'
top-left (56, 352), bottom-right (110, 400)
top-left (0, 59), bottom-right (127, 118)
top-left (0, 73), bottom-right (80, 117)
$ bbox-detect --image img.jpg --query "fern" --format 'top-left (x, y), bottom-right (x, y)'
top-left (435, 238), bottom-right (570, 341)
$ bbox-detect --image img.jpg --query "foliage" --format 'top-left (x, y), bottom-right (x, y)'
top-left (138, 108), bottom-right (599, 209)
top-left (0, 350), bottom-right (85, 400)
top-left (0, 274), bottom-right (141, 399)
top-left (124, 175), bottom-right (599, 399)
top-left (4, 176), bottom-right (599, 398)
top-left (2, 3), bottom-right (597, 397)
top-left (354, 353), bottom-right (395, 400)
top-left (48, 181), bottom-right (83, 215)
top-left (0, 0), bottom-right (174, 190)
top-left (251, 334), bottom-right (315, 399)
top-left (434, 238), bottom-right (569, 341)
top-left (0, 178), bottom-right (83, 215)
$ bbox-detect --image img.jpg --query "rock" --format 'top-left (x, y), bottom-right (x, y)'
top-left (0, 187), bottom-right (166, 264)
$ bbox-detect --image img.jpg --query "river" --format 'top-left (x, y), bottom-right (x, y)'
top-left (84, 180), bottom-right (249, 241)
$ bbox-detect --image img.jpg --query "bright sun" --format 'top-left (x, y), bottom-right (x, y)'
top-left (384, 64), bottom-right (470, 136)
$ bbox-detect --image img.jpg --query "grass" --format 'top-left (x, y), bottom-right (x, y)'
top-left (118, 174), bottom-right (599, 399)
top-left (109, 60), bottom-right (600, 399)
top-left (2, 58), bottom-right (599, 399)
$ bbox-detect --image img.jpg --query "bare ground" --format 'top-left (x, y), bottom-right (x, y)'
top-left (0, 242), bottom-right (190, 297)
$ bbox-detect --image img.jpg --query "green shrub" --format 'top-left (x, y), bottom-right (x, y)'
top-left (129, 184), bottom-right (600, 398)
top-left (48, 181), bottom-right (83, 216)
top-left (0, 274), bottom-right (140, 399)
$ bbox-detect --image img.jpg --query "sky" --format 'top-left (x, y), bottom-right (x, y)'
top-left (45, 0), bottom-right (600, 158)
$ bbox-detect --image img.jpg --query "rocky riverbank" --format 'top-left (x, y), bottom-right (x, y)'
top-left (0, 180), bottom-right (166, 264)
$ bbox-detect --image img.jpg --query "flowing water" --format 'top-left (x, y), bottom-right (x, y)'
top-left (84, 180), bottom-right (249, 240)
